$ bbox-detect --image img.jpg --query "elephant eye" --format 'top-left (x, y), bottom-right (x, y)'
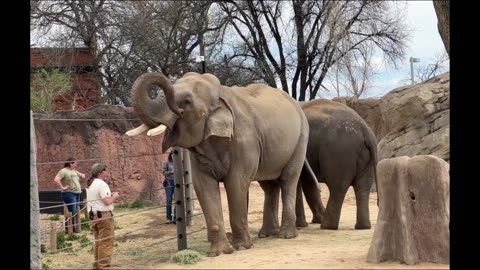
top-left (182, 96), bottom-right (192, 107)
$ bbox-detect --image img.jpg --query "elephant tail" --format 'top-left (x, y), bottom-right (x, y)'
top-left (304, 158), bottom-right (320, 190)
top-left (365, 129), bottom-right (379, 207)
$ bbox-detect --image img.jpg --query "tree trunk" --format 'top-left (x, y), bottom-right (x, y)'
top-left (432, 1), bottom-right (450, 57)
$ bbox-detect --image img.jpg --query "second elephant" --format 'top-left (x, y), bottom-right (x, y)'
top-left (296, 99), bottom-right (378, 230)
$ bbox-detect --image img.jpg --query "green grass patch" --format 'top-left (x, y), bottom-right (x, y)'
top-left (78, 234), bottom-right (92, 246)
top-left (56, 232), bottom-right (73, 252)
top-left (172, 249), bottom-right (203, 265)
top-left (49, 214), bottom-right (60, 221)
top-left (81, 217), bottom-right (90, 230)
top-left (129, 200), bottom-right (145, 209)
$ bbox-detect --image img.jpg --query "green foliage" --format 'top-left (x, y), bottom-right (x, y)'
top-left (42, 259), bottom-right (52, 270)
top-left (30, 68), bottom-right (72, 113)
top-left (172, 249), bottom-right (202, 265)
top-left (40, 244), bottom-right (47, 253)
top-left (66, 233), bottom-right (80, 241)
top-left (81, 217), bottom-right (90, 230)
top-left (56, 232), bottom-right (73, 252)
top-left (116, 203), bottom-right (130, 209)
top-left (129, 199), bottom-right (145, 209)
top-left (78, 234), bottom-right (92, 246)
top-left (117, 199), bottom-right (145, 209)
top-left (49, 214), bottom-right (61, 221)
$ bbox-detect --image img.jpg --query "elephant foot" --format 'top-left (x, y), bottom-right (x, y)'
top-left (231, 235), bottom-right (253, 250)
top-left (320, 223), bottom-right (339, 230)
top-left (278, 226), bottom-right (298, 239)
top-left (258, 226), bottom-right (279, 238)
top-left (207, 240), bottom-right (235, 257)
top-left (296, 219), bottom-right (309, 228)
top-left (311, 216), bottom-right (322, 224)
top-left (355, 221), bottom-right (371, 230)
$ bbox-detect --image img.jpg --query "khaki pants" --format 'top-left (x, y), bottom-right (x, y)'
top-left (90, 211), bottom-right (114, 269)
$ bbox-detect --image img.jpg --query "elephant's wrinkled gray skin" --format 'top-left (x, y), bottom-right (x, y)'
top-left (127, 72), bottom-right (309, 256)
top-left (295, 99), bottom-right (378, 230)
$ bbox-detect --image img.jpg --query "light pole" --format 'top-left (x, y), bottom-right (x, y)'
top-left (409, 57), bottom-right (420, 85)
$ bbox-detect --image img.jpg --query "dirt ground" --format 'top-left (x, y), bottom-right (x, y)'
top-left (41, 182), bottom-right (449, 269)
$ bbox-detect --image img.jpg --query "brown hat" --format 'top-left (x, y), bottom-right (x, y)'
top-left (91, 163), bottom-right (107, 177)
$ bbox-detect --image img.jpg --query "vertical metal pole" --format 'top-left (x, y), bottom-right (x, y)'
top-left (30, 111), bottom-right (42, 269)
top-left (173, 147), bottom-right (187, 250)
top-left (183, 149), bottom-right (194, 226)
top-left (410, 57), bottom-right (414, 85)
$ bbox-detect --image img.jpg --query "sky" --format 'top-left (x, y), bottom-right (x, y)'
top-left (351, 1), bottom-right (449, 99)
top-left (31, 1), bottom-right (448, 100)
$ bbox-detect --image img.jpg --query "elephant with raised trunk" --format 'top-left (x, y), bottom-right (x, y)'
top-left (126, 72), bottom-right (309, 256)
top-left (296, 99), bottom-right (378, 230)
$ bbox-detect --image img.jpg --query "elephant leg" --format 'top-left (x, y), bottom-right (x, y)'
top-left (276, 139), bottom-right (308, 238)
top-left (191, 165), bottom-right (234, 256)
top-left (278, 177), bottom-right (299, 238)
top-left (321, 186), bottom-right (348, 230)
top-left (258, 181), bottom-right (280, 237)
top-left (353, 170), bottom-right (374, 229)
top-left (300, 171), bottom-right (325, 224)
top-left (295, 181), bottom-right (308, 227)
top-left (224, 177), bottom-right (253, 250)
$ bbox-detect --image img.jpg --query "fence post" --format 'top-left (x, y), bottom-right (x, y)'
top-left (64, 206), bottom-right (73, 236)
top-left (84, 203), bottom-right (88, 220)
top-left (183, 149), bottom-right (194, 226)
top-left (30, 110), bottom-right (42, 269)
top-left (75, 208), bottom-right (81, 233)
top-left (173, 147), bottom-right (187, 250)
top-left (50, 225), bottom-right (57, 252)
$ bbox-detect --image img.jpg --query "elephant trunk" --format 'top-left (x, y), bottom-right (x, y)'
top-left (131, 72), bottom-right (182, 129)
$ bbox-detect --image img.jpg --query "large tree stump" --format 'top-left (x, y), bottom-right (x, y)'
top-left (367, 155), bottom-right (449, 265)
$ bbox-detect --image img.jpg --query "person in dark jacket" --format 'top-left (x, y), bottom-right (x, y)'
top-left (162, 152), bottom-right (176, 224)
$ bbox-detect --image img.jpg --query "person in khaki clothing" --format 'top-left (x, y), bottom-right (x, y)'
top-left (86, 163), bottom-right (119, 269)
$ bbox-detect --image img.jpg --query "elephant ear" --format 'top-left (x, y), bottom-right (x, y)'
top-left (205, 97), bottom-right (234, 140)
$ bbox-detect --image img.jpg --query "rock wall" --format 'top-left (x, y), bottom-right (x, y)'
top-left (334, 72), bottom-right (450, 164)
top-left (332, 97), bottom-right (387, 142)
top-left (33, 105), bottom-right (168, 205)
top-left (377, 73), bottom-right (450, 162)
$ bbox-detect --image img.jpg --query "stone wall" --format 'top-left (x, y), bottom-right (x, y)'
top-left (33, 105), bottom-right (168, 205)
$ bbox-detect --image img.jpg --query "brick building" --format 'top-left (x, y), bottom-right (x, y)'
top-left (30, 47), bottom-right (100, 111)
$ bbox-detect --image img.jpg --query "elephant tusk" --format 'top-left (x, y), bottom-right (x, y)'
top-left (125, 124), bottom-right (149, 136)
top-left (147, 124), bottom-right (167, 136)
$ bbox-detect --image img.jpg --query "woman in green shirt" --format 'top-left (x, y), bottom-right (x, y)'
top-left (53, 157), bottom-right (86, 233)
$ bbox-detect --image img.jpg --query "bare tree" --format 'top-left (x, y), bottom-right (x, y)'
top-left (215, 0), bottom-right (409, 101)
top-left (414, 51), bottom-right (449, 83)
top-left (327, 43), bottom-right (378, 98)
top-left (31, 0), bottom-right (226, 106)
top-left (31, 0), bottom-right (410, 104)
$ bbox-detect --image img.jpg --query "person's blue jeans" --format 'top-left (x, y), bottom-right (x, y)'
top-left (62, 191), bottom-right (81, 233)
top-left (165, 179), bottom-right (176, 222)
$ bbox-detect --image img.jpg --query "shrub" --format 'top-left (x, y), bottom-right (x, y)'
top-left (56, 232), bottom-right (73, 252)
top-left (172, 249), bottom-right (202, 264)
top-left (49, 214), bottom-right (60, 221)
top-left (81, 217), bottom-right (90, 230)
top-left (30, 68), bottom-right (72, 113)
top-left (129, 200), bottom-right (145, 209)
